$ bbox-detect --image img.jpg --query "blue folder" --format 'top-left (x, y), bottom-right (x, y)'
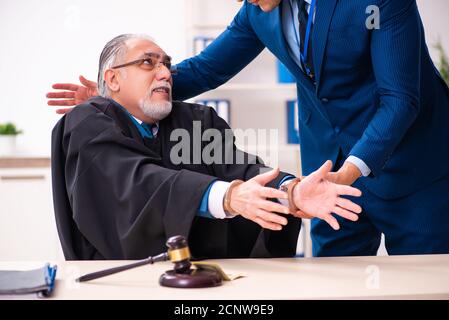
top-left (0, 263), bottom-right (57, 297)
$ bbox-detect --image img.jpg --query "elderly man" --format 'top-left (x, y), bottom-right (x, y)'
top-left (51, 34), bottom-right (361, 260)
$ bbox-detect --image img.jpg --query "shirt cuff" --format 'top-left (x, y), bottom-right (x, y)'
top-left (197, 182), bottom-right (216, 219)
top-left (346, 156), bottom-right (372, 177)
top-left (278, 175), bottom-right (296, 188)
top-left (208, 181), bottom-right (231, 219)
top-left (278, 177), bottom-right (295, 207)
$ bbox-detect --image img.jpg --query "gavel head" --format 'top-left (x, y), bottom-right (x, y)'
top-left (166, 235), bottom-right (192, 274)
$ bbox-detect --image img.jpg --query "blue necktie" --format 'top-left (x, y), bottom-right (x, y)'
top-left (141, 123), bottom-right (155, 139)
top-left (298, 0), bottom-right (315, 80)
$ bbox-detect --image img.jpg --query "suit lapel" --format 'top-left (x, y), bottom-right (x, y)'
top-left (255, 1), bottom-right (336, 123)
top-left (270, 1), bottom-right (332, 123)
top-left (270, 5), bottom-right (309, 84)
top-left (313, 0), bottom-right (338, 90)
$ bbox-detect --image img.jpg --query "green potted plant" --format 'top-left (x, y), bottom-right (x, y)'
top-left (0, 122), bottom-right (23, 156)
top-left (434, 40), bottom-right (449, 86)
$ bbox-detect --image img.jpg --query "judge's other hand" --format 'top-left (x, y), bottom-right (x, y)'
top-left (46, 75), bottom-right (98, 114)
top-left (293, 160), bottom-right (363, 231)
top-left (230, 167), bottom-right (291, 231)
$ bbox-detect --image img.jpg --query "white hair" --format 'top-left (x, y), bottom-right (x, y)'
top-left (97, 34), bottom-right (154, 97)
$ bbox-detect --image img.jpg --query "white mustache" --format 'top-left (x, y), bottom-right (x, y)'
top-left (149, 82), bottom-right (172, 95)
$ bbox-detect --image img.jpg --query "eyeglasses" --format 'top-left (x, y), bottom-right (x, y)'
top-left (111, 52), bottom-right (177, 74)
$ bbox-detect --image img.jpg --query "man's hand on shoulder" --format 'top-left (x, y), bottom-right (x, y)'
top-left (46, 75), bottom-right (98, 114)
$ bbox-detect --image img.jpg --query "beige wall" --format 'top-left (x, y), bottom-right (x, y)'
top-left (0, 0), bottom-right (188, 156)
top-left (0, 1), bottom-right (448, 156)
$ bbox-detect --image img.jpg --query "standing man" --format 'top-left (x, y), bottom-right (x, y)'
top-left (47, 0), bottom-right (449, 256)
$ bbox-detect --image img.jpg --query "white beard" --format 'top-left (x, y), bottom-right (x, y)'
top-left (138, 99), bottom-right (172, 121)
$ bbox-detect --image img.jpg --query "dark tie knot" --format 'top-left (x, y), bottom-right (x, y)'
top-left (142, 123), bottom-right (156, 138)
top-left (298, 0), bottom-right (308, 16)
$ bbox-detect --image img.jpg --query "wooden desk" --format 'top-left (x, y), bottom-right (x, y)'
top-left (1, 254), bottom-right (448, 299)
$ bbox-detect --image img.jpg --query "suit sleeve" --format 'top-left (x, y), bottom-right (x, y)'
top-left (172, 1), bottom-right (265, 100)
top-left (349, 0), bottom-right (421, 176)
top-left (65, 112), bottom-right (216, 259)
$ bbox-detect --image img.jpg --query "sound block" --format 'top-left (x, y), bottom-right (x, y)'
top-left (159, 269), bottom-right (222, 288)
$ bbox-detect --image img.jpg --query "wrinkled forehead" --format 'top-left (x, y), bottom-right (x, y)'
top-left (124, 38), bottom-right (169, 60)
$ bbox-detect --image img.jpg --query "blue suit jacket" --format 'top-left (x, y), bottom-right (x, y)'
top-left (173, 0), bottom-right (449, 199)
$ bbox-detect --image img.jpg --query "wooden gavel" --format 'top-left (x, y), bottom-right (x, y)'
top-left (76, 235), bottom-right (222, 288)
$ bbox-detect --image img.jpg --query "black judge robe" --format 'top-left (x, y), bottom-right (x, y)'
top-left (51, 96), bottom-right (301, 260)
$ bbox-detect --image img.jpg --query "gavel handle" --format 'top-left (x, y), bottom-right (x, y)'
top-left (76, 252), bottom-right (169, 282)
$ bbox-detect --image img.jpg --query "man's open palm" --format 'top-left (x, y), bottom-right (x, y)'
top-left (293, 160), bottom-right (363, 230)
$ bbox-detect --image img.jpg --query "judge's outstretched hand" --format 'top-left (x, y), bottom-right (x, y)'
top-left (46, 75), bottom-right (98, 114)
top-left (292, 160), bottom-right (363, 230)
top-left (229, 168), bottom-right (291, 231)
